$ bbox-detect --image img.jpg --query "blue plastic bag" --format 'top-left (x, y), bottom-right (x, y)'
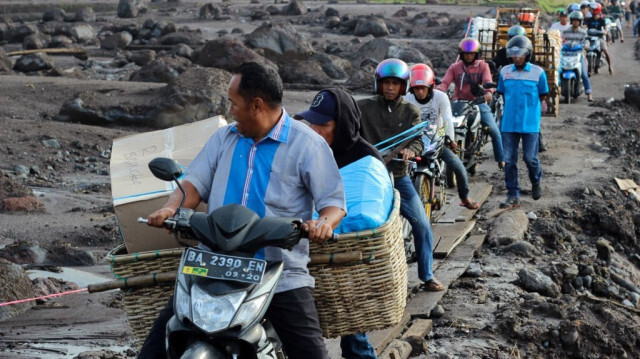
top-left (334, 156), bottom-right (394, 234)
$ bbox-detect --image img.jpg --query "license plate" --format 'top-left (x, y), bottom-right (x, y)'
top-left (180, 248), bottom-right (266, 284)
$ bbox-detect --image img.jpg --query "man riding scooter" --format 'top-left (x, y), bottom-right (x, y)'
top-left (437, 38), bottom-right (505, 170)
top-left (585, 2), bottom-right (615, 74)
top-left (563, 10), bottom-right (594, 102)
top-left (403, 63), bottom-right (479, 210)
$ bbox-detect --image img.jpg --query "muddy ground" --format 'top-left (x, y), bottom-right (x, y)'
top-left (0, 0), bottom-right (639, 358)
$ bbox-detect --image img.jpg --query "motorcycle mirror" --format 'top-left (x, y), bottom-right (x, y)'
top-left (483, 82), bottom-right (497, 89)
top-left (148, 157), bottom-right (183, 181)
top-left (434, 77), bottom-right (442, 85)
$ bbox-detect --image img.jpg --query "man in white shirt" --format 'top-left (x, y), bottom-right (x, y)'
top-left (403, 63), bottom-right (479, 210)
top-left (549, 9), bottom-right (571, 33)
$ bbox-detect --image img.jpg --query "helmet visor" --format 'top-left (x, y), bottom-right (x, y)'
top-left (506, 46), bottom-right (528, 58)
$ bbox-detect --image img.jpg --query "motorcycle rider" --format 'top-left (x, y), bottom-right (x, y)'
top-left (549, 9), bottom-right (572, 33)
top-left (609, 0), bottom-right (626, 42)
top-left (139, 62), bottom-right (346, 359)
top-left (563, 11), bottom-right (594, 102)
top-left (437, 38), bottom-right (505, 170)
top-left (581, 0), bottom-right (593, 20)
top-left (358, 58), bottom-right (445, 292)
top-left (493, 25), bottom-right (528, 69)
top-left (403, 63), bottom-right (480, 210)
top-left (295, 88), bottom-right (380, 359)
top-left (497, 35), bottom-right (549, 209)
top-left (586, 2), bottom-right (615, 74)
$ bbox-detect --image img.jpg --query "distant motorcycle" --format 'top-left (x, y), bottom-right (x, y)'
top-left (586, 28), bottom-right (606, 75)
top-left (606, 15), bottom-right (621, 43)
top-left (448, 87), bottom-right (490, 177)
top-left (560, 42), bottom-right (584, 103)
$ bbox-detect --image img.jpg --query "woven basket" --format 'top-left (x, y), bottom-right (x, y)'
top-left (108, 190), bottom-right (407, 341)
top-left (107, 245), bottom-right (184, 343)
top-left (309, 190), bottom-right (407, 338)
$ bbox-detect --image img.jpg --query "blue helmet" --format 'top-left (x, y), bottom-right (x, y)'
top-left (374, 58), bottom-right (410, 95)
top-left (568, 3), bottom-right (581, 12)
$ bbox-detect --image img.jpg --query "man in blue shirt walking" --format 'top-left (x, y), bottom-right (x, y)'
top-left (497, 35), bottom-right (549, 209)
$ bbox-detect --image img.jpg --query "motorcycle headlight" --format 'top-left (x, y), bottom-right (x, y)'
top-left (230, 294), bottom-right (269, 328)
top-left (452, 116), bottom-right (466, 128)
top-left (175, 283), bottom-right (191, 322)
top-left (191, 286), bottom-right (245, 333)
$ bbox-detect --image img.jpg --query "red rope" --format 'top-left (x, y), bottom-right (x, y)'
top-left (0, 288), bottom-right (88, 307)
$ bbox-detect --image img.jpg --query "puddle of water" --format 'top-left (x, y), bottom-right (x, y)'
top-left (27, 267), bottom-right (113, 288)
top-left (4, 343), bottom-right (132, 358)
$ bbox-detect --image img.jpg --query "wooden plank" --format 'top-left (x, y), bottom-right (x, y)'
top-left (436, 182), bottom-right (492, 224)
top-left (369, 311), bottom-right (411, 356)
top-left (432, 220), bottom-right (476, 259)
top-left (405, 235), bottom-right (485, 318)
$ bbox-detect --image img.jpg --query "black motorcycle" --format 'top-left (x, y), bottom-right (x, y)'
top-left (411, 127), bottom-right (447, 221)
top-left (140, 157), bottom-right (336, 359)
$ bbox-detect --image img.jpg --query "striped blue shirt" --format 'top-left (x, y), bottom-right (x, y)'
top-left (497, 63), bottom-right (549, 133)
top-left (184, 110), bottom-right (345, 293)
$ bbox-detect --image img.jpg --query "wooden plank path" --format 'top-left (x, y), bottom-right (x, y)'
top-left (363, 181), bottom-right (492, 357)
top-left (435, 182), bottom-right (493, 224)
top-left (432, 220), bottom-right (476, 259)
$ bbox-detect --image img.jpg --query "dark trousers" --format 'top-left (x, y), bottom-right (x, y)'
top-left (137, 287), bottom-right (328, 359)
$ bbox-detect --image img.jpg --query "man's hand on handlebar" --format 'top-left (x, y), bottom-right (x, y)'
top-left (400, 148), bottom-right (416, 161)
top-left (147, 207), bottom-right (176, 228)
top-left (302, 219), bottom-right (334, 244)
top-left (483, 92), bottom-right (492, 104)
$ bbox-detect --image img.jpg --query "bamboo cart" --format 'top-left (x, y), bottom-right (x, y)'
top-left (473, 7), bottom-right (561, 117)
top-left (90, 190), bottom-right (407, 343)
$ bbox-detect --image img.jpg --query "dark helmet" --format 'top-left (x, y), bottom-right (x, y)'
top-left (458, 38), bottom-right (482, 64)
top-left (507, 25), bottom-right (527, 39)
top-left (506, 35), bottom-right (533, 62)
top-left (569, 10), bottom-right (584, 25)
top-left (374, 58), bottom-right (410, 96)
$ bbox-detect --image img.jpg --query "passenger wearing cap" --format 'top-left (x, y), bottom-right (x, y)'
top-left (549, 9), bottom-right (572, 32)
top-left (295, 88), bottom-right (381, 359)
top-left (295, 89), bottom-right (382, 169)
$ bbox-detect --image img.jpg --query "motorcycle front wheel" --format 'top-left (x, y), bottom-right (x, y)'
top-left (413, 173), bottom-right (432, 221)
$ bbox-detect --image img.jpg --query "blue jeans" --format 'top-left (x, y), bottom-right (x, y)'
top-left (340, 332), bottom-right (377, 359)
top-left (580, 55), bottom-right (592, 94)
top-left (394, 175), bottom-right (435, 282)
top-left (501, 132), bottom-right (542, 198)
top-left (441, 146), bottom-right (469, 200)
top-left (479, 103), bottom-right (504, 163)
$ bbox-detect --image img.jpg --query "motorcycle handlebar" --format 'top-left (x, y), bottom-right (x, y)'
top-left (137, 217), bottom-right (339, 243)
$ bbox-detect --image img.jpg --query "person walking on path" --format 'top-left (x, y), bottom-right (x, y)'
top-left (497, 36), bottom-right (549, 209)
top-left (358, 58), bottom-right (444, 292)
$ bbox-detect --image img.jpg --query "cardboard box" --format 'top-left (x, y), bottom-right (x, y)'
top-left (110, 116), bottom-right (227, 254)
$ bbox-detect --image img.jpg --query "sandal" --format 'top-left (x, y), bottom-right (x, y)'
top-left (422, 279), bottom-right (445, 292)
top-left (460, 199), bottom-right (480, 210)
